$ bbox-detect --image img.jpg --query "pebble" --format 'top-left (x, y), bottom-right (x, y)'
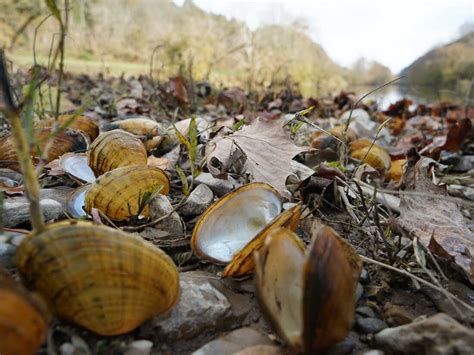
top-left (447, 184), bottom-right (474, 201)
top-left (59, 343), bottom-right (77, 355)
top-left (355, 283), bottom-right (364, 303)
top-left (360, 268), bottom-right (370, 284)
top-left (453, 155), bottom-right (474, 172)
top-left (125, 340), bottom-right (153, 355)
top-left (356, 306), bottom-right (377, 318)
top-left (145, 272), bottom-right (232, 340)
top-left (357, 318), bottom-right (387, 334)
top-left (0, 243), bottom-right (16, 268)
top-left (149, 195), bottom-right (184, 238)
top-left (0, 168), bottom-right (23, 182)
top-left (3, 198), bottom-right (64, 228)
top-left (375, 313), bottom-right (474, 354)
top-left (179, 184), bottom-right (214, 217)
top-left (193, 172), bottom-right (240, 196)
top-left (192, 327), bottom-right (272, 355)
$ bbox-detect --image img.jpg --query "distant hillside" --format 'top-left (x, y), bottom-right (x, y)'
top-left (0, 0), bottom-right (394, 95)
top-left (401, 31), bottom-right (474, 94)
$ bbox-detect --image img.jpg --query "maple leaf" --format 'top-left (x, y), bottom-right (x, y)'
top-left (206, 118), bottom-right (312, 195)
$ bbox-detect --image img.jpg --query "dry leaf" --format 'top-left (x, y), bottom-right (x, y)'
top-left (398, 157), bottom-right (474, 284)
top-left (206, 118), bottom-right (311, 195)
top-left (147, 156), bottom-right (170, 171)
top-left (44, 158), bottom-right (65, 177)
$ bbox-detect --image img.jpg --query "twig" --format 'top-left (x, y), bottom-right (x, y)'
top-left (0, 51), bottom-right (44, 233)
top-left (360, 254), bottom-right (474, 313)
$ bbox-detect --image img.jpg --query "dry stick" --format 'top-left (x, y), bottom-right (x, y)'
top-left (54, 0), bottom-right (69, 119)
top-left (0, 51), bottom-right (45, 233)
top-left (360, 254), bottom-right (474, 313)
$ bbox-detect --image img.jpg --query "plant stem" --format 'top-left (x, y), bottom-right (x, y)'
top-left (0, 51), bottom-right (45, 233)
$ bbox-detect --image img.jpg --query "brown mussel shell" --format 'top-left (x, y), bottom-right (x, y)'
top-left (38, 114), bottom-right (99, 141)
top-left (87, 130), bottom-right (148, 177)
top-left (15, 221), bottom-right (180, 336)
top-left (85, 165), bottom-right (170, 221)
top-left (0, 267), bottom-right (50, 355)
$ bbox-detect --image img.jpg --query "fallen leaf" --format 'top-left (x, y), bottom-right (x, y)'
top-left (398, 157), bottom-right (474, 284)
top-left (206, 117), bottom-right (311, 195)
top-left (147, 156), bottom-right (170, 171)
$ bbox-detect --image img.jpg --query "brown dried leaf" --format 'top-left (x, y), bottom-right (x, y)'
top-left (207, 118), bottom-right (311, 195)
top-left (398, 158), bottom-right (474, 284)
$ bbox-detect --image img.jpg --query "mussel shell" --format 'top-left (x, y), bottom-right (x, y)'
top-left (0, 267), bottom-right (50, 355)
top-left (255, 224), bottom-right (362, 353)
top-left (38, 115), bottom-right (99, 141)
top-left (385, 159), bottom-right (406, 181)
top-left (85, 165), bottom-right (170, 221)
top-left (15, 221), bottom-right (180, 336)
top-left (0, 129), bottom-right (88, 170)
top-left (191, 183), bottom-right (282, 264)
top-left (222, 204), bottom-right (302, 277)
top-left (87, 130), bottom-right (147, 177)
top-left (254, 227), bottom-right (305, 351)
top-left (102, 118), bottom-right (161, 136)
top-left (350, 145), bottom-right (391, 170)
top-left (67, 184), bottom-right (91, 218)
top-left (60, 153), bottom-right (95, 183)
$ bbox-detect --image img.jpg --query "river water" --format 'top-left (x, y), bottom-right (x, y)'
top-left (353, 84), bottom-right (464, 110)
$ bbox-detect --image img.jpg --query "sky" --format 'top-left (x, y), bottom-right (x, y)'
top-left (173, 0), bottom-right (474, 73)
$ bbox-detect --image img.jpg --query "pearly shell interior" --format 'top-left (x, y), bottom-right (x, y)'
top-left (60, 153), bottom-right (95, 183)
top-left (193, 183), bottom-right (282, 264)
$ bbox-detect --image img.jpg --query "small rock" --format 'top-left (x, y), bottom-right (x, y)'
top-left (447, 184), bottom-right (474, 201)
top-left (179, 184), bottom-right (214, 217)
top-left (125, 340), bottom-right (153, 355)
top-left (355, 283), bottom-right (364, 303)
top-left (287, 160), bottom-right (314, 184)
top-left (193, 172), bottom-right (240, 196)
top-left (326, 331), bottom-right (360, 355)
top-left (0, 243), bottom-right (16, 268)
top-left (146, 272), bottom-right (232, 340)
top-left (375, 313), bottom-right (474, 354)
top-left (3, 198), bottom-right (64, 227)
top-left (360, 268), bottom-right (370, 284)
top-left (0, 168), bottom-right (23, 182)
top-left (357, 318), bottom-right (387, 334)
top-left (359, 351), bottom-right (384, 355)
top-left (453, 155), bottom-right (474, 172)
top-left (192, 327), bottom-right (272, 355)
top-left (149, 195), bottom-right (184, 238)
top-left (356, 306), bottom-right (377, 319)
top-left (59, 343), bottom-right (77, 355)
top-left (235, 345), bottom-right (284, 355)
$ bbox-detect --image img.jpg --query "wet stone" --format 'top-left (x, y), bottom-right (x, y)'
top-left (179, 184), bottom-right (214, 217)
top-left (149, 195), bottom-right (184, 238)
top-left (357, 318), bottom-right (387, 334)
top-left (193, 172), bottom-right (240, 196)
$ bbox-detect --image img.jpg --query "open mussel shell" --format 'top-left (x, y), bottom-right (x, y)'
top-left (102, 118), bottom-right (162, 136)
top-left (0, 267), bottom-right (50, 355)
top-left (60, 153), bottom-right (95, 183)
top-left (255, 225), bottom-right (362, 353)
top-left (15, 221), bottom-right (180, 336)
top-left (385, 159), bottom-right (406, 181)
top-left (191, 183), bottom-right (283, 265)
top-left (0, 128), bottom-right (88, 170)
top-left (85, 165), bottom-right (170, 221)
top-left (67, 183), bottom-right (91, 218)
top-left (37, 114), bottom-right (100, 141)
top-left (222, 204), bottom-right (302, 277)
top-left (87, 130), bottom-right (147, 177)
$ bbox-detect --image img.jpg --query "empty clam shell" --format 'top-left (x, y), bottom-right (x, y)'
top-left (67, 184), bottom-right (91, 218)
top-left (222, 204), bottom-right (302, 277)
top-left (0, 267), bottom-right (50, 355)
top-left (85, 165), bottom-right (170, 221)
top-left (255, 225), bottom-right (362, 353)
top-left (60, 153), bottom-right (95, 183)
top-left (102, 118), bottom-right (161, 136)
top-left (0, 128), bottom-right (88, 171)
top-left (87, 130), bottom-right (147, 177)
top-left (16, 221), bottom-right (180, 336)
top-left (191, 183), bottom-right (284, 265)
top-left (38, 114), bottom-right (99, 141)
